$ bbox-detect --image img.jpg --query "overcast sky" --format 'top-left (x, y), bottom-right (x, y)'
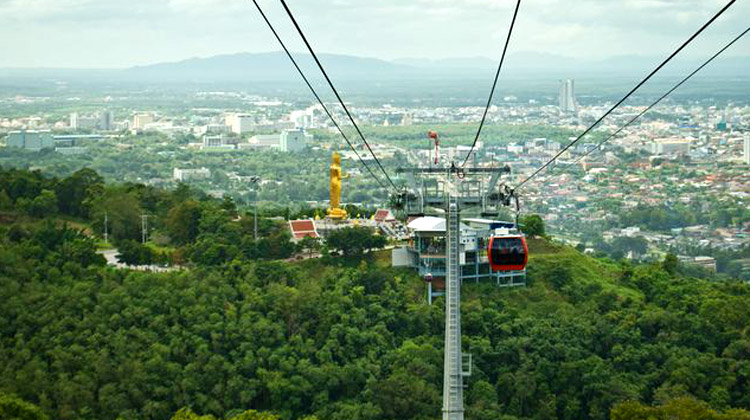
top-left (0, 0), bottom-right (747, 68)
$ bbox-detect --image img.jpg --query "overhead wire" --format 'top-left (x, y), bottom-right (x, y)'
top-left (570, 26), bottom-right (750, 168)
top-left (461, 0), bottom-right (522, 167)
top-left (249, 0), bottom-right (388, 191)
top-left (513, 0), bottom-right (738, 190)
top-left (278, 0), bottom-right (399, 191)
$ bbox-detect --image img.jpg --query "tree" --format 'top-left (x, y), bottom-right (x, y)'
top-left (0, 189), bottom-right (12, 210)
top-left (298, 236), bottom-right (322, 258)
top-left (662, 253), bottom-right (679, 275)
top-left (520, 214), bottom-right (546, 238)
top-left (92, 191), bottom-right (142, 242)
top-left (28, 190), bottom-right (58, 218)
top-left (326, 227), bottom-right (387, 257)
top-left (55, 168), bottom-right (104, 218)
top-left (0, 394), bottom-right (48, 420)
top-left (546, 264), bottom-right (573, 289)
top-left (166, 201), bottom-right (203, 245)
top-left (612, 398), bottom-right (750, 420)
top-left (116, 240), bottom-right (153, 266)
top-left (170, 408), bottom-right (280, 420)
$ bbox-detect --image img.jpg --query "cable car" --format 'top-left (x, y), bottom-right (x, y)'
top-left (488, 234), bottom-right (528, 271)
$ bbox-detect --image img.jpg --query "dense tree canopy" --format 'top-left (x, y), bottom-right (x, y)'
top-left (520, 214), bottom-right (546, 238)
top-left (2, 168), bottom-right (750, 420)
top-left (325, 226), bottom-right (387, 257)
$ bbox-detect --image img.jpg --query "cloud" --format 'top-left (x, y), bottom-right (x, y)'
top-left (0, 0), bottom-right (746, 68)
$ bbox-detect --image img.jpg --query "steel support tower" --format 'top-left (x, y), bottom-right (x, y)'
top-left (443, 198), bottom-right (464, 420)
top-left (397, 165), bottom-right (512, 420)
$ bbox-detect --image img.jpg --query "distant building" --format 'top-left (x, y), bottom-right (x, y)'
top-left (203, 134), bottom-right (239, 149)
top-left (100, 110), bottom-right (114, 131)
top-left (507, 143), bottom-right (523, 154)
top-left (53, 134), bottom-right (100, 155)
top-left (198, 124), bottom-right (230, 136)
top-left (56, 147), bottom-right (89, 155)
top-left (679, 255), bottom-right (717, 272)
top-left (5, 130), bottom-right (55, 150)
top-left (559, 79), bottom-right (578, 113)
top-left (650, 138), bottom-right (691, 155)
top-left (280, 129), bottom-right (312, 152)
top-left (226, 113), bottom-right (254, 134)
top-left (133, 113), bottom-right (155, 130)
top-left (71, 111), bottom-right (114, 131)
top-left (247, 134), bottom-right (281, 150)
top-left (288, 109), bottom-right (314, 129)
top-left (621, 226), bottom-right (641, 237)
top-left (547, 141), bottom-right (561, 152)
top-left (744, 132), bottom-right (750, 165)
top-left (173, 167), bottom-right (211, 182)
top-left (70, 112), bottom-right (99, 130)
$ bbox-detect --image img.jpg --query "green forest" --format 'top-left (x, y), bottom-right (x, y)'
top-left (2, 168), bottom-right (750, 420)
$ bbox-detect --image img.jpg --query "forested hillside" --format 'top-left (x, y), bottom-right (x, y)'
top-left (2, 169), bottom-right (750, 420)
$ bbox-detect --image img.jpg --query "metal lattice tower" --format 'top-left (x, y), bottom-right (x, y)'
top-left (397, 165), bottom-right (512, 420)
top-left (443, 199), bottom-right (464, 420)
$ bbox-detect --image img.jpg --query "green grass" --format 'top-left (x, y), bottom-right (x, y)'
top-left (461, 237), bottom-right (644, 319)
top-left (529, 239), bottom-right (643, 301)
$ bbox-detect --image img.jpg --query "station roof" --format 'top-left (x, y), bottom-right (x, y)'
top-left (407, 216), bottom-right (445, 232)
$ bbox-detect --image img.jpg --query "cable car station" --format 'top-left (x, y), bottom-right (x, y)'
top-left (392, 216), bottom-right (526, 304)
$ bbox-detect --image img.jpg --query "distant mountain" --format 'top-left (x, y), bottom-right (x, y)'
top-left (0, 51), bottom-right (747, 87)
top-left (124, 51), bottom-right (420, 83)
top-left (392, 56), bottom-right (497, 70)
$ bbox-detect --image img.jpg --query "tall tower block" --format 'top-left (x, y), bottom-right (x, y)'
top-left (559, 79), bottom-right (578, 113)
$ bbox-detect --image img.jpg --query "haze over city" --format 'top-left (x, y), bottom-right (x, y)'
top-left (1, 0), bottom-right (749, 68)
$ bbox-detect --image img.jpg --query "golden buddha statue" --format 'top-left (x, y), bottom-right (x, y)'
top-left (327, 152), bottom-right (349, 219)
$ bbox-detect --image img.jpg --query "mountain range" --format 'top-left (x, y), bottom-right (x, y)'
top-left (1, 51), bottom-right (748, 85)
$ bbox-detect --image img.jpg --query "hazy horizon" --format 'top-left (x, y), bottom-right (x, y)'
top-left (0, 0), bottom-right (748, 69)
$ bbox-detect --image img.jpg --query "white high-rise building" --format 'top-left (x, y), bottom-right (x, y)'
top-left (289, 109), bottom-right (314, 129)
top-left (226, 113), bottom-right (254, 134)
top-left (559, 79), bottom-right (578, 113)
top-left (280, 129), bottom-right (312, 152)
top-left (70, 112), bottom-right (99, 130)
top-left (744, 132), bottom-right (750, 165)
top-left (100, 110), bottom-right (114, 131)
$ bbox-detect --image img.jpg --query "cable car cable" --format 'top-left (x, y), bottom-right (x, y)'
top-left (461, 0), bottom-right (522, 168)
top-left (513, 0), bottom-right (738, 190)
top-left (249, 0), bottom-right (389, 191)
top-left (570, 25), bottom-right (750, 167)
top-left (278, 0), bottom-right (399, 192)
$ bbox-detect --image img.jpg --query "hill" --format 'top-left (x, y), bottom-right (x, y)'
top-left (2, 218), bottom-right (750, 420)
top-left (2, 168), bottom-right (750, 420)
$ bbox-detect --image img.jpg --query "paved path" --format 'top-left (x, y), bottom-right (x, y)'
top-left (98, 249), bottom-right (181, 272)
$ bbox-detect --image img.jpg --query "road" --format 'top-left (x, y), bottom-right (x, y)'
top-left (98, 249), bottom-right (181, 272)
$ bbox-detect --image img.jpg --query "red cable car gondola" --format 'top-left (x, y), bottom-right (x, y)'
top-left (488, 234), bottom-right (528, 271)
